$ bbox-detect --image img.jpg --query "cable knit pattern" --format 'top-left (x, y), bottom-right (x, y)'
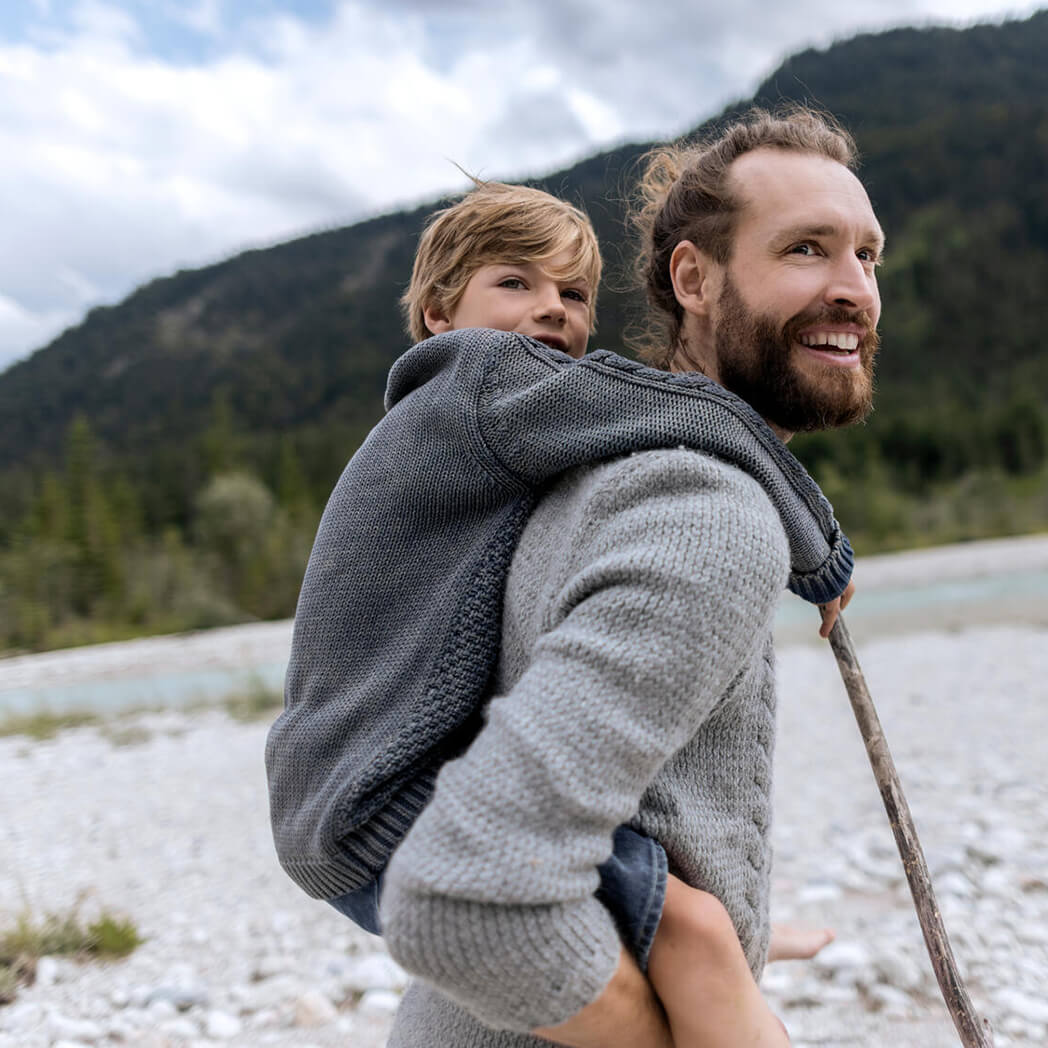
top-left (265, 329), bottom-right (850, 904)
top-left (382, 448), bottom-right (789, 1040)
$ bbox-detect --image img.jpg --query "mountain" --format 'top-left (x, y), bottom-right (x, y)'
top-left (2, 12), bottom-right (1046, 651)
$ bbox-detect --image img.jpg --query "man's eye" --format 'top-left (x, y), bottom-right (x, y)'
top-left (857, 248), bottom-right (881, 265)
top-left (788, 242), bottom-right (817, 256)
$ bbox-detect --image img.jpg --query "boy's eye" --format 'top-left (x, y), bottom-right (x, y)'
top-left (563, 288), bottom-right (588, 303)
top-left (498, 277), bottom-right (527, 289)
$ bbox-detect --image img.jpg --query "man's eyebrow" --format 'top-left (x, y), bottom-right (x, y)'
top-left (770, 224), bottom-right (886, 251)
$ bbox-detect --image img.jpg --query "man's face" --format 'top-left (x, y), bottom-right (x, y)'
top-left (708, 149), bottom-right (883, 433)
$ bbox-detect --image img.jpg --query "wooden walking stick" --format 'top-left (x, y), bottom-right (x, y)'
top-left (826, 614), bottom-right (995, 1047)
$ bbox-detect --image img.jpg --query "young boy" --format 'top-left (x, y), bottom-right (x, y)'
top-left (267, 179), bottom-right (842, 1045)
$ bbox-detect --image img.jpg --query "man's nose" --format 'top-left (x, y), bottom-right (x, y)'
top-left (825, 255), bottom-right (878, 313)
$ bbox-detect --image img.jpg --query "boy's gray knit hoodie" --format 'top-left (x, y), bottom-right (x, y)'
top-left (265, 328), bottom-right (853, 901)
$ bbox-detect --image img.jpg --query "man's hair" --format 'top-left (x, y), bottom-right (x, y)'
top-left (630, 106), bottom-right (858, 367)
top-left (401, 180), bottom-right (602, 344)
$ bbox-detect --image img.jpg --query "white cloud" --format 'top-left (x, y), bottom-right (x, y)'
top-left (0, 294), bottom-right (77, 370)
top-left (0, 0), bottom-right (1042, 372)
top-left (165, 0), bottom-right (225, 37)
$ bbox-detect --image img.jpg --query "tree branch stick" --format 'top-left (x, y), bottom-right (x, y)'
top-left (826, 614), bottom-right (995, 1047)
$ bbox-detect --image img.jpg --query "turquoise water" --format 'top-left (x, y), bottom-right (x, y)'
top-left (2, 567), bottom-right (1045, 720)
top-left (0, 659), bottom-right (289, 720)
top-left (775, 566), bottom-right (1048, 643)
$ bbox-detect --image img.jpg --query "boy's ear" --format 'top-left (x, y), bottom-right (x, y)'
top-left (669, 240), bottom-right (718, 319)
top-left (422, 302), bottom-right (454, 336)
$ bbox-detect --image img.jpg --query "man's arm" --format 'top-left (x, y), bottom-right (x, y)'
top-left (533, 947), bottom-right (672, 1048)
top-left (381, 450), bottom-right (790, 1034)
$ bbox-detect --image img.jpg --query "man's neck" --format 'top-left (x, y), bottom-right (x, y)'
top-left (670, 343), bottom-right (793, 444)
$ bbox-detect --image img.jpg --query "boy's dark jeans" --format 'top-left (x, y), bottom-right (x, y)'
top-left (328, 824), bottom-right (668, 971)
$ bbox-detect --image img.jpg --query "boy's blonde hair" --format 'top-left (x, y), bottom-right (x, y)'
top-left (401, 180), bottom-right (602, 344)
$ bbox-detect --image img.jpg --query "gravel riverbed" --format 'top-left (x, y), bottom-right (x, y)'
top-left (2, 538), bottom-right (1046, 1047)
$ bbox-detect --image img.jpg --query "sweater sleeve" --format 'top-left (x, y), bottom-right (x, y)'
top-left (380, 450), bottom-right (790, 1032)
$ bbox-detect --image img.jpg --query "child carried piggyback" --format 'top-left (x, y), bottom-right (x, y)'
top-left (266, 180), bottom-right (838, 1047)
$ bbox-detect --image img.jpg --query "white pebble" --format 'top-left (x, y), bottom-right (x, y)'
top-left (294, 989), bottom-right (338, 1027)
top-left (357, 989), bottom-right (401, 1016)
top-left (204, 1009), bottom-right (242, 1039)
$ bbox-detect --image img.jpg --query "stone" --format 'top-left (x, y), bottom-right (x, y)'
top-left (294, 989), bottom-right (339, 1027)
top-left (204, 1009), bottom-right (243, 1039)
top-left (147, 999), bottom-right (178, 1021)
top-left (935, 870), bottom-right (974, 897)
top-left (340, 953), bottom-right (409, 993)
top-left (147, 985), bottom-right (209, 1012)
top-left (797, 879), bottom-right (842, 903)
top-left (251, 953), bottom-right (291, 981)
top-left (48, 1013), bottom-right (105, 1042)
top-left (161, 1017), bottom-right (201, 1039)
top-left (238, 973), bottom-right (303, 1012)
top-left (872, 949), bottom-right (925, 992)
top-left (357, 988), bottom-right (401, 1016)
top-left (34, 956), bottom-right (61, 987)
top-left (812, 940), bottom-right (872, 983)
top-left (867, 984), bottom-right (913, 1016)
top-left (0, 1001), bottom-right (44, 1032)
top-left (996, 987), bottom-right (1048, 1025)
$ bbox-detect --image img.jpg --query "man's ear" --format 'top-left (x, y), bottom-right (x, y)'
top-left (422, 302), bottom-right (454, 335)
top-left (669, 240), bottom-right (716, 318)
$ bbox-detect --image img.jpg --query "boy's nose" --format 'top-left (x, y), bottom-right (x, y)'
top-left (535, 288), bottom-right (566, 322)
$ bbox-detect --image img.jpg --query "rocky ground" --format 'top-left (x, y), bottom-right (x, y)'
top-left (1, 538), bottom-right (1046, 1047)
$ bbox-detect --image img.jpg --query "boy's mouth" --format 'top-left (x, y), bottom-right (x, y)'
top-left (533, 333), bottom-right (568, 352)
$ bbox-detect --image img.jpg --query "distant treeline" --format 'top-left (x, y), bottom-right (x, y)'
top-left (1, 388), bottom-right (1044, 654)
top-left (2, 13), bottom-right (1048, 652)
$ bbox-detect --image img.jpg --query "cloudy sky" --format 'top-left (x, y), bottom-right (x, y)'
top-left (0, 0), bottom-right (1041, 372)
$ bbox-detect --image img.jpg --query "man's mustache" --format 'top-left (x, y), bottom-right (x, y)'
top-left (783, 307), bottom-right (879, 347)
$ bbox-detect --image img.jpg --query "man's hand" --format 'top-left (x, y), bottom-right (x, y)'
top-left (533, 946), bottom-right (673, 1048)
top-left (817, 579), bottom-right (855, 638)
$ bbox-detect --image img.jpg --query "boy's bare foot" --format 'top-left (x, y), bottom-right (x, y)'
top-left (767, 923), bottom-right (835, 963)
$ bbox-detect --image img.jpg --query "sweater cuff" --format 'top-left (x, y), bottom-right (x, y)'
top-left (381, 886), bottom-right (621, 1032)
top-left (787, 527), bottom-right (854, 604)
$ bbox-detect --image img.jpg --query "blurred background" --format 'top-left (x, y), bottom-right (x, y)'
top-left (1, 0), bottom-right (1046, 657)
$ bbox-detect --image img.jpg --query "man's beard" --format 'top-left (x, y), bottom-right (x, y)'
top-left (712, 274), bottom-right (879, 433)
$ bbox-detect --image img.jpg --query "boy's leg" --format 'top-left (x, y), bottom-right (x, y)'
top-left (647, 874), bottom-right (791, 1047)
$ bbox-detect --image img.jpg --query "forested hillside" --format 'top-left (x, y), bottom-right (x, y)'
top-left (2, 12), bottom-right (1046, 652)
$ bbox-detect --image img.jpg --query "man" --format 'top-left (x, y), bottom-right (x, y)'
top-left (378, 107), bottom-right (880, 1047)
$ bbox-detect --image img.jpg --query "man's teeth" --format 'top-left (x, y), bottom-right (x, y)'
top-left (799, 332), bottom-right (860, 351)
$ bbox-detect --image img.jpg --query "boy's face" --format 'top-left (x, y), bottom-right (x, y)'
top-left (423, 249), bottom-right (592, 359)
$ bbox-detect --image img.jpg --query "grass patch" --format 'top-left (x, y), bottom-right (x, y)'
top-left (0, 904), bottom-right (144, 1006)
top-left (0, 710), bottom-right (99, 740)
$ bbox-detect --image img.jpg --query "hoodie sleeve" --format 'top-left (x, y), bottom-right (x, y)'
top-left (380, 449), bottom-right (790, 1032)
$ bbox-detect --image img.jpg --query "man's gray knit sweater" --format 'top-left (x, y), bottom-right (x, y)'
top-left (265, 329), bottom-right (852, 903)
top-left (383, 447), bottom-right (788, 1042)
